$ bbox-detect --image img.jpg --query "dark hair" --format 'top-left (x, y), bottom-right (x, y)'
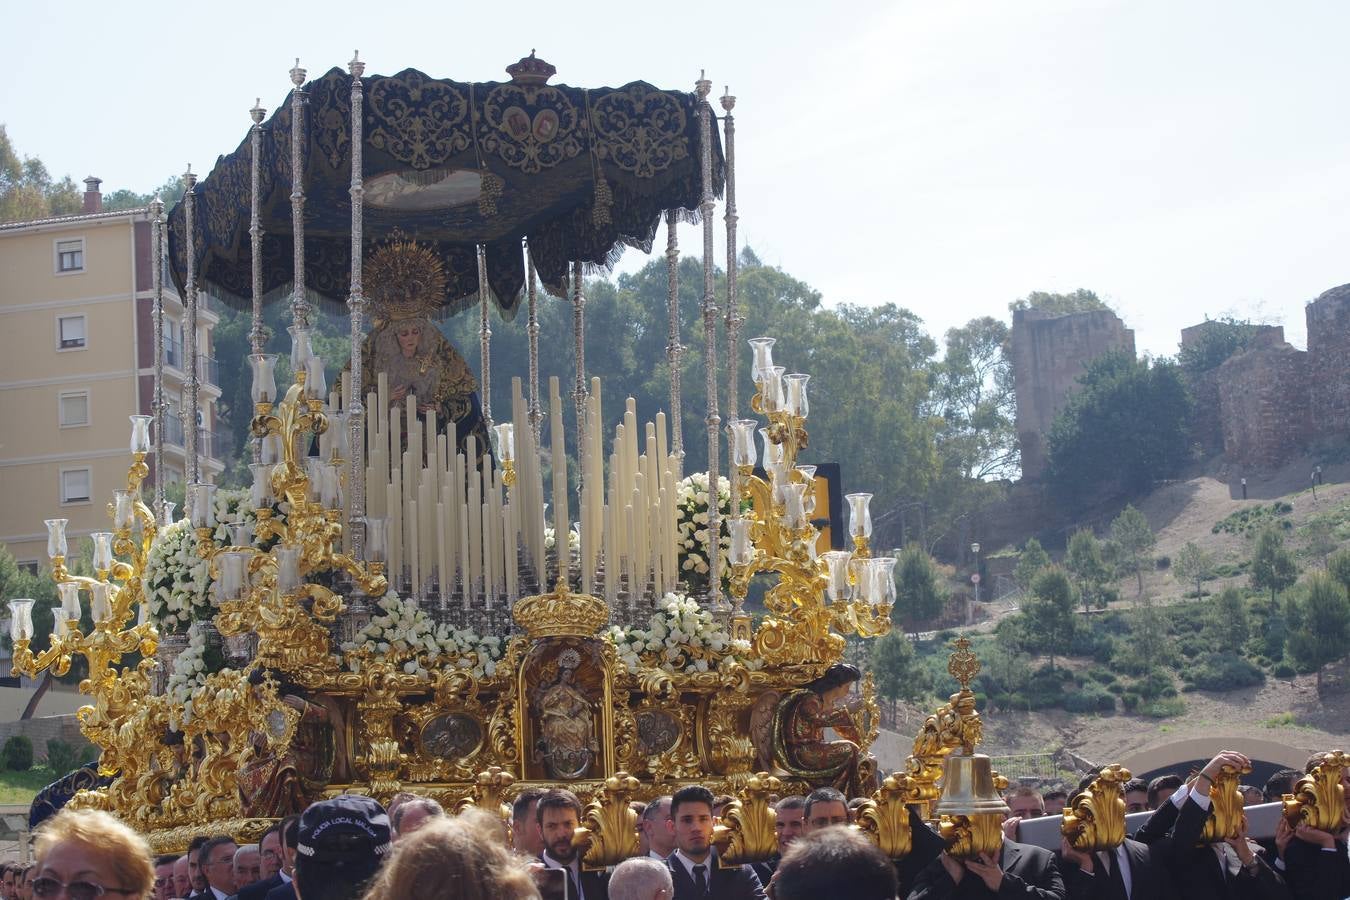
top-left (670, 785), bottom-right (715, 819)
top-left (806, 663), bottom-right (862, 695)
top-left (535, 789), bottom-right (583, 826)
top-left (1264, 768), bottom-right (1302, 802)
top-left (1147, 774), bottom-right (1183, 807)
top-left (153, 854), bottom-right (181, 868)
top-left (392, 797), bottom-right (445, 832)
top-left (642, 795), bottom-right (672, 823)
top-left (1042, 788), bottom-right (1068, 801)
top-left (804, 787), bottom-right (846, 819)
top-left (199, 835), bottom-right (238, 873)
top-left (713, 794), bottom-right (736, 810)
top-left (775, 826), bottom-right (897, 900)
top-left (281, 814), bottom-right (301, 852)
top-left (512, 787), bottom-right (547, 823)
top-left (775, 795), bottom-right (807, 812)
top-left (1123, 778), bottom-right (1148, 795)
top-left (187, 834), bottom-right (211, 854)
top-left (259, 821), bottom-right (283, 846)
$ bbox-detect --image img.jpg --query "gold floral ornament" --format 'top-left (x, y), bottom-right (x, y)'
top-left (573, 772), bottom-right (641, 870)
top-left (1062, 764), bottom-right (1132, 852)
top-left (854, 772), bottom-right (917, 859)
top-left (364, 234), bottom-right (447, 326)
top-left (1201, 758), bottom-right (1252, 844)
top-left (1283, 750), bottom-right (1349, 834)
top-left (711, 772), bottom-right (781, 865)
top-left (454, 765), bottom-right (516, 820)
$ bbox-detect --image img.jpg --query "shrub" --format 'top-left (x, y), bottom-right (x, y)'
top-left (1155, 556), bottom-right (1171, 570)
top-left (1272, 662), bottom-right (1296, 678)
top-left (1120, 690), bottom-right (1142, 711)
top-left (1063, 682), bottom-right (1117, 713)
top-left (1088, 668), bottom-right (1117, 685)
top-left (1107, 682), bottom-right (1125, 695)
top-left (1142, 697), bottom-right (1186, 718)
top-left (1136, 670), bottom-right (1175, 700)
top-left (45, 738), bottom-right (94, 775)
top-left (1184, 652), bottom-right (1266, 691)
top-left (3, 735), bottom-right (34, 771)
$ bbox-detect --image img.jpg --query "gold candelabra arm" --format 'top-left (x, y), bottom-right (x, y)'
top-left (331, 553), bottom-right (389, 599)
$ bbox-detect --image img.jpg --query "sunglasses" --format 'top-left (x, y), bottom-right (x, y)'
top-left (31, 878), bottom-right (136, 900)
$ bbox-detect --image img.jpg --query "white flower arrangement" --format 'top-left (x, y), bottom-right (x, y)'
top-left (543, 524), bottom-right (581, 555)
top-left (675, 473), bottom-right (740, 593)
top-left (143, 520), bottom-right (212, 634)
top-left (341, 591), bottom-right (503, 680)
top-left (164, 622), bottom-right (231, 729)
top-left (604, 591), bottom-right (759, 675)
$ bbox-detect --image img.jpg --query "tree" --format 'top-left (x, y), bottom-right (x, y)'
top-left (1173, 541), bottom-right (1215, 599)
top-left (1022, 567), bottom-right (1077, 670)
top-left (1329, 549), bottom-right (1350, 593)
top-left (1130, 596), bottom-right (1170, 673)
top-left (1250, 525), bottom-right (1298, 610)
top-left (1286, 573), bottom-right (1350, 693)
top-left (893, 544), bottom-right (946, 636)
top-left (1208, 587), bottom-right (1250, 648)
top-left (871, 632), bottom-right (929, 724)
top-left (1045, 353), bottom-right (1193, 505)
top-left (1111, 505), bottom-right (1156, 599)
top-left (1303, 519), bottom-right (1337, 569)
top-left (1065, 529), bottom-right (1114, 614)
top-left (1013, 538), bottom-right (1051, 592)
top-left (933, 317), bottom-right (1017, 480)
top-left (1009, 289), bottom-right (1111, 317)
top-left (0, 126), bottom-right (80, 223)
top-left (1177, 316), bottom-right (1269, 376)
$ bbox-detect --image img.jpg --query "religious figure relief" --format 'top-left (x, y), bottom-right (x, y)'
top-left (772, 663), bottom-right (877, 798)
top-left (352, 236), bottom-right (492, 460)
top-left (529, 648), bottom-right (599, 779)
top-left (237, 671), bottom-right (348, 818)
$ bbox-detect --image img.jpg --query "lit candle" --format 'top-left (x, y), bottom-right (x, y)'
top-left (129, 415), bottom-right (152, 454)
top-left (91, 532), bottom-right (115, 573)
top-left (249, 354), bottom-right (278, 404)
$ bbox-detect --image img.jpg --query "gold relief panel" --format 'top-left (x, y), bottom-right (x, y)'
top-left (402, 699), bottom-right (489, 783)
top-left (632, 701), bottom-right (700, 783)
top-left (518, 638), bottom-right (614, 782)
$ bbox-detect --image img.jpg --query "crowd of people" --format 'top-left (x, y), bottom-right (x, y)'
top-left (4, 749), bottom-right (1347, 900)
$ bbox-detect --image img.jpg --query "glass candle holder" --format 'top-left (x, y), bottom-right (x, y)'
top-left (330, 412), bottom-right (349, 459)
top-left (821, 551), bottom-right (853, 603)
top-left (767, 461), bottom-right (790, 506)
top-left (763, 366), bottom-right (785, 413)
top-left (45, 519), bottom-right (69, 560)
top-left (9, 600), bottom-right (34, 642)
top-left (321, 464), bottom-right (341, 510)
top-left (250, 463), bottom-right (274, 510)
top-left (261, 433), bottom-right (283, 466)
top-left (275, 546), bottom-right (302, 593)
top-left (304, 354), bottom-right (327, 400)
top-left (57, 582), bottom-right (82, 621)
top-left (89, 582), bottom-right (112, 622)
top-left (493, 423), bottom-right (516, 463)
top-left (846, 492), bottom-right (873, 540)
top-left (216, 552), bottom-right (248, 602)
top-left (232, 522), bottom-right (255, 549)
top-left (730, 420), bottom-right (758, 469)
top-left (305, 458), bottom-right (324, 503)
top-left (759, 428), bottom-right (785, 468)
top-left (795, 466), bottom-right (817, 516)
top-left (783, 482), bottom-right (809, 530)
top-left (159, 502), bottom-right (177, 527)
top-left (188, 483), bottom-right (217, 529)
top-left (91, 532), bottom-right (115, 573)
top-left (871, 556), bottom-right (898, 607)
top-left (748, 336), bottom-right (776, 384)
top-left (852, 557), bottom-right (875, 605)
top-left (783, 373), bottom-right (810, 418)
top-left (728, 517), bottom-right (754, 567)
top-left (250, 353), bottom-right (279, 405)
top-left (52, 606), bottom-right (69, 641)
top-left (112, 490), bottom-right (135, 531)
top-left (364, 517), bottom-right (388, 563)
top-left (289, 326), bottom-right (313, 370)
top-left (129, 415), bottom-right (153, 454)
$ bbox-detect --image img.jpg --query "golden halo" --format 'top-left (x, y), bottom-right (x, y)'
top-left (365, 234), bottom-right (446, 323)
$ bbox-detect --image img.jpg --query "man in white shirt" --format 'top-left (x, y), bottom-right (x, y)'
top-left (537, 788), bottom-right (609, 900)
top-left (643, 797), bottom-right (675, 861)
top-left (665, 785), bottom-right (765, 900)
top-left (197, 836), bottom-right (238, 900)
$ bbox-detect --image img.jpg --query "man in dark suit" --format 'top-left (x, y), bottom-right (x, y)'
top-left (1160, 750), bottom-right (1289, 900)
top-left (665, 784), bottom-right (765, 900)
top-left (537, 788), bottom-right (609, 900)
top-left (1274, 816), bottom-right (1350, 900)
top-left (750, 794), bottom-right (805, 885)
top-left (1060, 833), bottom-right (1172, 900)
top-left (233, 822), bottom-right (285, 900)
top-left (262, 816), bottom-right (301, 900)
top-left (907, 834), bottom-right (1065, 899)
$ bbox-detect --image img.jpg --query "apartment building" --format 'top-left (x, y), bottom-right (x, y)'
top-left (0, 178), bottom-right (225, 568)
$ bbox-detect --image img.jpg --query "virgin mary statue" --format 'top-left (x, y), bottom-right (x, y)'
top-left (354, 237), bottom-right (492, 459)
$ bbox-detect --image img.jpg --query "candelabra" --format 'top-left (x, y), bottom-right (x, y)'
top-left (10, 416), bottom-right (161, 772)
top-left (197, 328), bottom-right (388, 673)
top-left (725, 337), bottom-right (894, 666)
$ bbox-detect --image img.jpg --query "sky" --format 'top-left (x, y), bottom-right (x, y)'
top-left (3, 0), bottom-right (1347, 355)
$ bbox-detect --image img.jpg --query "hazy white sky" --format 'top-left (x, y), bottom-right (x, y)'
top-left (4, 0), bottom-right (1346, 355)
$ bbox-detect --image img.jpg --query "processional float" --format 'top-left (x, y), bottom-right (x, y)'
top-left (9, 52), bottom-right (1347, 866)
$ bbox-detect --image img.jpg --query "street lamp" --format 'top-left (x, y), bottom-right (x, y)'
top-left (970, 542), bottom-right (981, 604)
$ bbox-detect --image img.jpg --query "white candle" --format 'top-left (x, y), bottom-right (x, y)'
top-left (549, 377), bottom-right (568, 584)
top-left (458, 494), bottom-right (471, 610)
top-left (468, 465), bottom-right (481, 604)
top-left (437, 501), bottom-right (449, 603)
top-left (603, 502), bottom-right (616, 604)
top-left (409, 499), bottom-right (420, 595)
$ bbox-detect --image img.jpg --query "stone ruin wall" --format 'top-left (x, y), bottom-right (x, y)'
top-left (1009, 307), bottom-right (1136, 480)
top-left (1010, 284), bottom-right (1350, 478)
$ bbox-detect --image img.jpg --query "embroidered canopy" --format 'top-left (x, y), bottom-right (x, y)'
top-left (167, 59), bottom-right (723, 318)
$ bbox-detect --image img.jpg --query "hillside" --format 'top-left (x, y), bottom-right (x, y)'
top-left (874, 450), bottom-right (1350, 781)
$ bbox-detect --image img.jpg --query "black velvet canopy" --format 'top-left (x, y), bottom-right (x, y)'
top-left (167, 62), bottom-right (724, 319)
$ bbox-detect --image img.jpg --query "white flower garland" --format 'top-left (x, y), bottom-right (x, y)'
top-left (164, 622), bottom-right (232, 729)
top-left (675, 473), bottom-right (737, 592)
top-left (341, 592), bottom-right (504, 680)
top-left (605, 592), bottom-right (758, 675)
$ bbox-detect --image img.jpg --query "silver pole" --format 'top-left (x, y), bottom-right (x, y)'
top-left (721, 87), bottom-right (742, 615)
top-left (478, 245), bottom-right (493, 434)
top-left (181, 166), bottom-right (200, 485)
top-left (696, 73), bottom-right (722, 610)
top-left (571, 262), bottom-right (587, 499)
top-left (526, 242), bottom-right (542, 447)
top-left (665, 211), bottom-right (684, 466)
top-left (149, 196), bottom-right (166, 516)
top-left (249, 98), bottom-right (267, 467)
top-left (288, 59), bottom-right (309, 329)
top-left (347, 51), bottom-right (368, 561)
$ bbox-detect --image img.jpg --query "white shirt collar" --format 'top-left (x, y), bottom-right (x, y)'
top-left (541, 852), bottom-right (584, 900)
top-left (209, 887), bottom-right (230, 900)
top-left (674, 848), bottom-right (716, 881)
top-left (279, 870), bottom-right (292, 884)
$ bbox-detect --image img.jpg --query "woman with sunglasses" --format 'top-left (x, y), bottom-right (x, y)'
top-left (32, 808), bottom-right (153, 900)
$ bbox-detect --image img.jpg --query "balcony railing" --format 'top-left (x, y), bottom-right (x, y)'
top-left (157, 418), bottom-right (226, 462)
top-left (163, 337), bottom-right (183, 370)
top-left (198, 354), bottom-right (219, 388)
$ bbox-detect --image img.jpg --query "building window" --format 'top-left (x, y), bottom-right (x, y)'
top-left (58, 391), bottom-right (90, 427)
top-left (55, 238), bottom-right (84, 274)
top-left (17, 561), bottom-right (40, 576)
top-left (164, 319), bottom-right (182, 369)
top-left (57, 314), bottom-right (87, 350)
top-left (60, 468), bottom-right (92, 504)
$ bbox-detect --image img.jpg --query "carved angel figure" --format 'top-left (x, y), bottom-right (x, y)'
top-left (772, 663), bottom-right (876, 797)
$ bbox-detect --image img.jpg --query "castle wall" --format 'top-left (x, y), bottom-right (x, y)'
top-left (1217, 343), bottom-right (1312, 468)
top-left (1307, 284), bottom-right (1350, 442)
top-left (1010, 308), bottom-right (1136, 480)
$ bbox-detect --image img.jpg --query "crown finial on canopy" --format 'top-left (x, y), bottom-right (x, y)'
top-left (507, 50), bottom-right (556, 85)
top-left (181, 165), bottom-right (196, 188)
top-left (721, 86), bottom-right (736, 111)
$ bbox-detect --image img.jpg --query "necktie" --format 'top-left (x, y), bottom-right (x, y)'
top-left (565, 869), bottom-right (580, 900)
top-left (1107, 848), bottom-right (1128, 900)
top-left (693, 863), bottom-right (709, 897)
